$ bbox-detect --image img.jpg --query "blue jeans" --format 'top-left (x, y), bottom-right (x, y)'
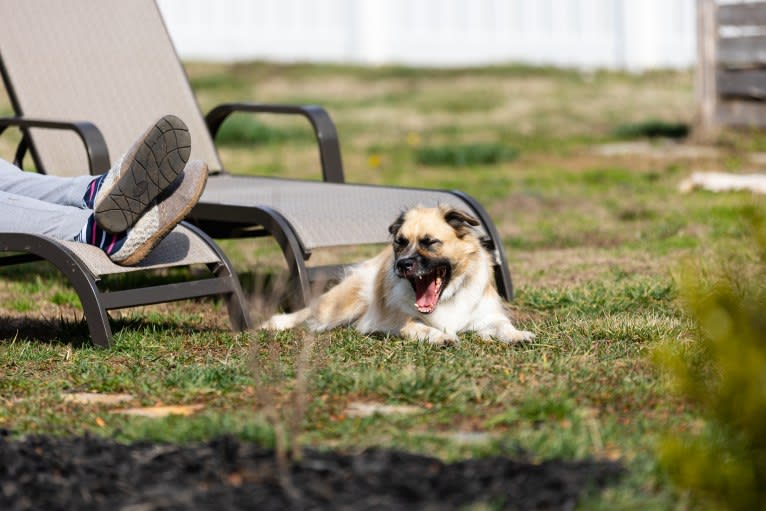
top-left (0, 158), bottom-right (94, 239)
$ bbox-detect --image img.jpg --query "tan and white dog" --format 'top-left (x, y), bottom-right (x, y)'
top-left (262, 206), bottom-right (534, 346)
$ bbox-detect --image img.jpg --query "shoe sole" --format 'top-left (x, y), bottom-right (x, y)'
top-left (95, 115), bottom-right (191, 233)
top-left (115, 160), bottom-right (208, 266)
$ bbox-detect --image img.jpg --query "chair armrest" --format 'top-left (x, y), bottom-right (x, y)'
top-left (0, 117), bottom-right (111, 175)
top-left (204, 103), bottom-right (345, 183)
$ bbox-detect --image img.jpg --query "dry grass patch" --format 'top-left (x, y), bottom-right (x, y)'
top-left (512, 246), bottom-right (674, 290)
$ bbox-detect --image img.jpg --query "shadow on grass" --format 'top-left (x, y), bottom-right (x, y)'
top-left (0, 314), bottom-right (223, 348)
top-left (0, 261), bottom-right (294, 346)
top-left (0, 315), bottom-right (91, 347)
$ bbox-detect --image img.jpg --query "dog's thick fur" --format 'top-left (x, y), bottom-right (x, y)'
top-left (262, 206), bottom-right (534, 346)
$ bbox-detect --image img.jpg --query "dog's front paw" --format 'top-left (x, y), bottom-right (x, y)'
top-left (260, 313), bottom-right (294, 331)
top-left (486, 322), bottom-right (535, 344)
top-left (400, 321), bottom-right (459, 347)
top-left (427, 330), bottom-right (459, 347)
top-left (259, 318), bottom-right (279, 330)
top-left (499, 328), bottom-right (535, 344)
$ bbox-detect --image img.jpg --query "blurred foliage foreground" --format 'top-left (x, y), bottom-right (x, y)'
top-left (658, 209), bottom-right (766, 510)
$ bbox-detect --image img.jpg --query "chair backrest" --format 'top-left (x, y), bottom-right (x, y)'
top-left (0, 0), bottom-right (223, 176)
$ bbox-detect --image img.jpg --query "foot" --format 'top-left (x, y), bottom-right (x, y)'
top-left (110, 160), bottom-right (208, 266)
top-left (94, 115), bottom-right (191, 233)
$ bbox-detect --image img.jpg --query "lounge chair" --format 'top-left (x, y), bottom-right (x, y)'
top-left (0, 222), bottom-right (251, 347)
top-left (0, 0), bottom-right (514, 309)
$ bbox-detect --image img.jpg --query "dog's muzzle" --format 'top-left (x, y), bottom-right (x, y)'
top-left (395, 256), bottom-right (450, 314)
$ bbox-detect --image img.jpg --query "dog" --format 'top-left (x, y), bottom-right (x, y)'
top-left (262, 205), bottom-right (535, 346)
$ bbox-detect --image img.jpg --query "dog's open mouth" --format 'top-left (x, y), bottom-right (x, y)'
top-left (409, 265), bottom-right (449, 314)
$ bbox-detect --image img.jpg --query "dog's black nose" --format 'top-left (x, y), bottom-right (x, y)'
top-left (396, 257), bottom-right (416, 275)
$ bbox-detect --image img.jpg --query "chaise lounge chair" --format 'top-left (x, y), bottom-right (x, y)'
top-left (0, 0), bottom-right (515, 309)
top-left (0, 222), bottom-right (251, 347)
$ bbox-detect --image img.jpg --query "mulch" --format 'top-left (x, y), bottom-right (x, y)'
top-left (0, 431), bottom-right (622, 510)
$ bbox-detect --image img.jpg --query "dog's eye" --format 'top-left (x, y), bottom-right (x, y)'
top-left (420, 237), bottom-right (441, 249)
top-left (394, 236), bottom-right (408, 248)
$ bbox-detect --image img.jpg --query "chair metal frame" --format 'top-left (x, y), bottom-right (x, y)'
top-left (0, 116), bottom-right (252, 347)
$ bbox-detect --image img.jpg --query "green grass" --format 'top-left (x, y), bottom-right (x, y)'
top-left (214, 114), bottom-right (313, 146)
top-left (415, 143), bottom-right (519, 167)
top-left (1, 62), bottom-right (764, 508)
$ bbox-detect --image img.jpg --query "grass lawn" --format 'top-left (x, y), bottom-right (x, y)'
top-left (2, 62), bottom-right (765, 509)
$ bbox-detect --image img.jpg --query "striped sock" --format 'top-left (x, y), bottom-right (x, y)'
top-left (73, 214), bottom-right (127, 256)
top-left (82, 174), bottom-right (107, 209)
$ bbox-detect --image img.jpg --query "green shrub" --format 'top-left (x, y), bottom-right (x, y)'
top-left (414, 143), bottom-right (518, 167)
top-left (612, 120), bottom-right (689, 140)
top-left (215, 115), bottom-right (311, 146)
top-left (656, 211), bottom-right (766, 510)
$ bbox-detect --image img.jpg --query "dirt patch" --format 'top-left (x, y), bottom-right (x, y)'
top-left (511, 246), bottom-right (668, 290)
top-left (0, 433), bottom-right (622, 510)
top-left (593, 141), bottom-right (720, 160)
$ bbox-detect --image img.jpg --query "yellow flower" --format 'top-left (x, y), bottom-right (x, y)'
top-left (367, 153), bottom-right (382, 169)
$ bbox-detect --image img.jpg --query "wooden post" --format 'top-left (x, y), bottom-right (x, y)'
top-left (695, 0), bottom-right (718, 140)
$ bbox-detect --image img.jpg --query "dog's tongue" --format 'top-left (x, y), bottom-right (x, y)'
top-left (414, 274), bottom-right (439, 313)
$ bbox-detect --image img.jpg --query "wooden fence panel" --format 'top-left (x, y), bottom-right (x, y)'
top-left (718, 3), bottom-right (766, 26)
top-left (718, 35), bottom-right (766, 68)
top-left (698, 0), bottom-right (766, 130)
top-left (717, 69), bottom-right (766, 98)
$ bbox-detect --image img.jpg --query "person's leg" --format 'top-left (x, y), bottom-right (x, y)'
top-left (0, 190), bottom-right (90, 239)
top-left (0, 190), bottom-right (145, 260)
top-left (0, 158), bottom-right (94, 208)
top-left (0, 115), bottom-right (190, 233)
top-left (0, 189), bottom-right (131, 257)
top-left (0, 160), bottom-right (208, 266)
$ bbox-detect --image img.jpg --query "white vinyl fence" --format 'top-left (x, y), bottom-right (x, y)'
top-left (157, 0), bottom-right (696, 70)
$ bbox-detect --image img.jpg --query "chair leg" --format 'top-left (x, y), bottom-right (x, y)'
top-left (286, 258), bottom-right (312, 310)
top-left (209, 268), bottom-right (252, 332)
top-left (48, 247), bottom-right (115, 347)
top-left (78, 286), bottom-right (114, 348)
top-left (0, 235), bottom-right (116, 347)
top-left (246, 207), bottom-right (312, 310)
top-left (225, 280), bottom-right (252, 331)
top-left (182, 222), bottom-right (253, 331)
top-left (449, 191), bottom-right (514, 300)
top-left (186, 205), bottom-right (314, 311)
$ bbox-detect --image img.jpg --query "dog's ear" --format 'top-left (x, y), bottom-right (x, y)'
top-left (388, 212), bottom-right (405, 237)
top-left (444, 208), bottom-right (480, 237)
